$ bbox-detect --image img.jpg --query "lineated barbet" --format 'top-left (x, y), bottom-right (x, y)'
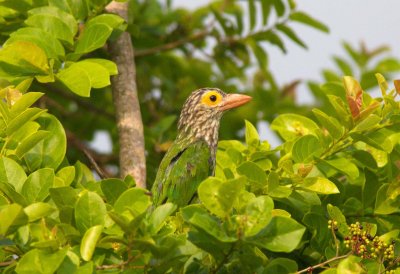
top-left (151, 88), bottom-right (251, 207)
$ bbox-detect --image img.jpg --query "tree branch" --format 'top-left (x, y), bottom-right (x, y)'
top-left (106, 1), bottom-right (146, 188)
top-left (296, 253), bottom-right (351, 274)
top-left (134, 29), bottom-right (210, 57)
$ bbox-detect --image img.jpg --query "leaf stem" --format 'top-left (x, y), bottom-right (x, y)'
top-left (296, 253), bottom-right (351, 274)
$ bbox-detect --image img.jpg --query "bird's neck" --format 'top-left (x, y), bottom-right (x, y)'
top-left (177, 116), bottom-right (221, 154)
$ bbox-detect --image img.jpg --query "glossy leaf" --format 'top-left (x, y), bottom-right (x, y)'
top-left (15, 248), bottom-right (68, 274)
top-left (198, 177), bottom-right (245, 217)
top-left (249, 216), bottom-right (305, 252)
top-left (21, 168), bottom-right (54, 203)
top-left (271, 113), bottom-right (319, 141)
top-left (0, 156), bottom-right (27, 193)
top-left (113, 188), bottom-right (151, 215)
top-left (292, 135), bottom-right (322, 163)
top-left (24, 113), bottom-right (66, 171)
top-left (74, 23), bottom-right (113, 54)
top-left (80, 225), bottom-right (103, 261)
top-left (300, 177), bottom-right (339, 194)
top-left (75, 191), bottom-right (106, 233)
top-left (24, 202), bottom-right (56, 222)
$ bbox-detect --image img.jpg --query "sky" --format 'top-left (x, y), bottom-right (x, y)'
top-left (91, 0), bottom-right (400, 152)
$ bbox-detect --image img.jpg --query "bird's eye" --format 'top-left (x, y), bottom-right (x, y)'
top-left (201, 90), bottom-right (222, 106)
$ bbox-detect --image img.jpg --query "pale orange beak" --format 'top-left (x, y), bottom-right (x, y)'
top-left (219, 93), bottom-right (252, 111)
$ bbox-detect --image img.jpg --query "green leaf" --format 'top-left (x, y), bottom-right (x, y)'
top-left (86, 14), bottom-right (125, 30)
top-left (5, 27), bottom-right (65, 60)
top-left (272, 0), bottom-right (285, 17)
top-left (264, 258), bottom-right (298, 274)
top-left (113, 188), bottom-right (151, 216)
top-left (337, 256), bottom-right (364, 273)
top-left (148, 203), bottom-right (177, 234)
top-left (56, 166), bottom-right (75, 187)
top-left (248, 0), bottom-right (256, 30)
top-left (24, 113), bottom-right (67, 171)
top-left (181, 205), bottom-right (236, 242)
top-left (74, 23), bottom-right (113, 54)
top-left (28, 6), bottom-right (78, 36)
top-left (352, 114), bottom-right (380, 132)
top-left (49, 186), bottom-right (77, 209)
top-left (322, 158), bottom-right (359, 180)
top-left (350, 131), bottom-right (392, 153)
top-left (198, 177), bottom-right (245, 217)
top-left (276, 24), bottom-right (307, 49)
top-left (374, 184), bottom-right (399, 214)
top-left (15, 248), bottom-right (68, 274)
top-left (236, 161), bottom-right (267, 184)
top-left (56, 65), bottom-right (91, 97)
top-left (10, 92), bottom-right (44, 118)
top-left (253, 30), bottom-right (286, 53)
top-left (245, 120), bottom-right (260, 148)
top-left (24, 202), bottom-right (56, 222)
top-left (327, 204), bottom-right (349, 236)
top-left (244, 196), bottom-right (274, 237)
top-left (75, 191), bottom-right (106, 233)
top-left (80, 225), bottom-right (103, 261)
top-left (25, 14), bottom-right (74, 45)
top-left (312, 109), bottom-right (344, 139)
top-left (0, 156), bottom-right (27, 193)
top-left (0, 182), bottom-right (28, 205)
top-left (290, 11), bottom-right (329, 33)
top-left (249, 216), bottom-right (305, 252)
top-left (333, 56), bottom-right (353, 76)
top-left (21, 168), bottom-right (54, 203)
top-left (15, 130), bottom-right (50, 158)
top-left (0, 203), bottom-right (28, 235)
top-left (271, 113), bottom-right (319, 141)
top-left (300, 177), bottom-right (339, 194)
top-left (100, 178), bottom-right (128, 204)
top-left (48, 0), bottom-right (89, 21)
top-left (83, 58), bottom-right (118, 75)
top-left (292, 135), bottom-right (323, 163)
top-left (0, 41), bottom-right (50, 77)
top-left (261, 1), bottom-right (271, 25)
top-left (7, 108), bottom-right (46, 136)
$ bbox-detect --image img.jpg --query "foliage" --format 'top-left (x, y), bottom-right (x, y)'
top-left (1, 0), bottom-right (400, 273)
top-left (1, 75), bottom-right (400, 273)
top-left (0, 0), bottom-right (335, 182)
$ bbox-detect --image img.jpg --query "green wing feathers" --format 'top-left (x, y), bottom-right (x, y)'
top-left (151, 140), bottom-right (212, 207)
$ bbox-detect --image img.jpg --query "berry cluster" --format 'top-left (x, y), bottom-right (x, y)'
top-left (342, 222), bottom-right (396, 261)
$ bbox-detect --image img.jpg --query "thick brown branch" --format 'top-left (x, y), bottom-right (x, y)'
top-left (106, 1), bottom-right (146, 187)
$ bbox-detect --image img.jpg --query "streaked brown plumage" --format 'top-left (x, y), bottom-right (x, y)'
top-left (151, 88), bottom-right (251, 207)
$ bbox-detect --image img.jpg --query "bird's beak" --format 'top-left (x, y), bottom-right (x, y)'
top-left (219, 93), bottom-right (252, 111)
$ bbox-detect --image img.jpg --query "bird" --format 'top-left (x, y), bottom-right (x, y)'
top-left (151, 88), bottom-right (252, 207)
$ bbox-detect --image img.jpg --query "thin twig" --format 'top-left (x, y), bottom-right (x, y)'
top-left (135, 30), bottom-right (210, 57)
top-left (296, 253), bottom-right (352, 274)
top-left (0, 260), bottom-right (15, 267)
top-left (66, 130), bottom-right (115, 178)
top-left (82, 148), bottom-right (108, 179)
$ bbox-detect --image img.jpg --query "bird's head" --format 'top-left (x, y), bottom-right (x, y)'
top-left (177, 88), bottom-right (251, 147)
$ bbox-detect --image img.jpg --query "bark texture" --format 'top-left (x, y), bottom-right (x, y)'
top-left (106, 1), bottom-right (146, 188)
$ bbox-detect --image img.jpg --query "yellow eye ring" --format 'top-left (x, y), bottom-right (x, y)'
top-left (201, 90), bottom-right (222, 106)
